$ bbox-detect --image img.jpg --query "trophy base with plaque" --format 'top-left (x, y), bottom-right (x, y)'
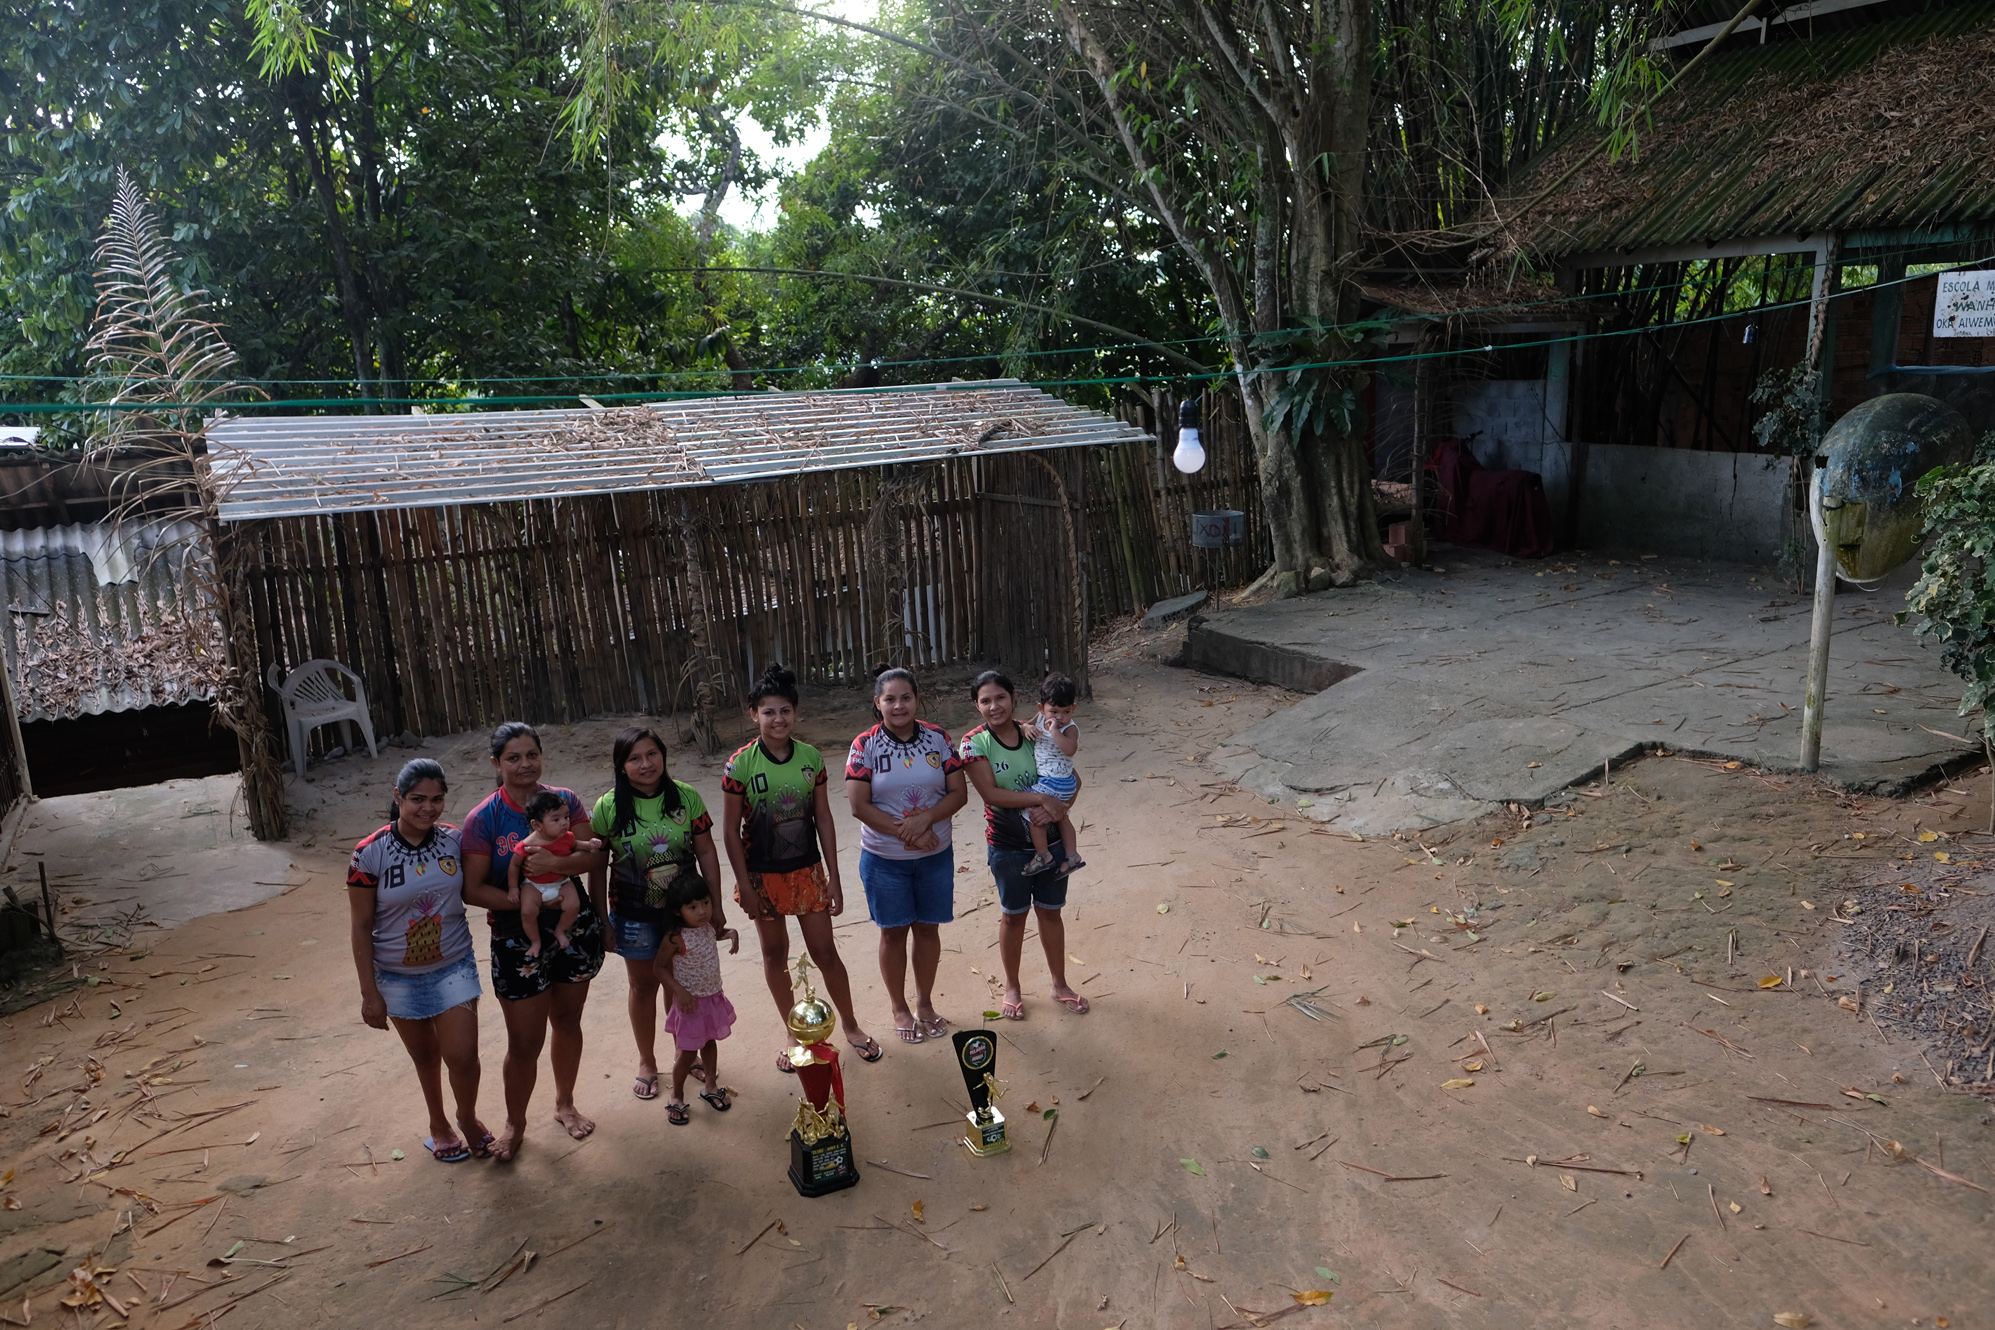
top-left (788, 1119), bottom-right (861, 1196)
top-left (963, 1105), bottom-right (1010, 1157)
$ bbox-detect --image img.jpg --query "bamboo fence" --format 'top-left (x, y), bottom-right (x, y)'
top-left (7, 399), bottom-right (1268, 760)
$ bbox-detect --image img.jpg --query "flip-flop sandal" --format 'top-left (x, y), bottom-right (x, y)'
top-left (776, 1049), bottom-right (799, 1074)
top-left (633, 1073), bottom-right (660, 1100)
top-left (699, 1087), bottom-right (734, 1112)
top-left (1001, 998), bottom-right (1025, 1021)
top-left (422, 1136), bottom-right (472, 1164)
top-left (1057, 993), bottom-right (1091, 1015)
top-left (847, 1036), bottom-right (884, 1063)
top-left (922, 1015), bottom-right (951, 1040)
top-left (1059, 858), bottom-right (1086, 874)
top-left (894, 1022), bottom-right (924, 1044)
top-left (666, 1101), bottom-right (691, 1125)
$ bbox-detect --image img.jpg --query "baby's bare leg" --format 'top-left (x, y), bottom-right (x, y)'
top-left (554, 881), bottom-right (580, 949)
top-left (1029, 812), bottom-right (1050, 857)
top-left (520, 886), bottom-right (545, 958)
top-left (1056, 807), bottom-right (1080, 867)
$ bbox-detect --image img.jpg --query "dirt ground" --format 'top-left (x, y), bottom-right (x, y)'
top-left (0, 625), bottom-right (1990, 1330)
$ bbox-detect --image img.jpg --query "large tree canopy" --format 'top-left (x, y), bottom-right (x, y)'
top-left (7, 0), bottom-right (1665, 588)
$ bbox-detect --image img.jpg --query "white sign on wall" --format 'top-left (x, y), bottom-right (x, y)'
top-left (1934, 271), bottom-right (1995, 337)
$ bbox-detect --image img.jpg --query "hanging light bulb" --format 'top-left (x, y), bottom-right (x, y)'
top-left (1172, 395), bottom-right (1206, 473)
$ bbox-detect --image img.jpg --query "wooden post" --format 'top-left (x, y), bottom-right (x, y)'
top-left (1798, 234), bottom-right (1841, 773)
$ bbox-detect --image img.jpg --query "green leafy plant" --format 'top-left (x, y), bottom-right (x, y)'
top-left (1750, 364), bottom-right (1820, 457)
top-left (1900, 432), bottom-right (1995, 760)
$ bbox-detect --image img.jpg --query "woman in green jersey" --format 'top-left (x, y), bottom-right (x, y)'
top-left (589, 726), bottom-right (725, 1103)
top-left (722, 664), bottom-right (882, 1070)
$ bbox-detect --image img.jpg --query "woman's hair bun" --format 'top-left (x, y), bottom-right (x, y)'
top-left (748, 661), bottom-right (801, 708)
top-left (869, 661), bottom-right (891, 680)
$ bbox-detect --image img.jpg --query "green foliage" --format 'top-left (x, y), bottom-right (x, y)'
top-left (0, 0), bottom-right (759, 419)
top-left (1900, 433), bottom-right (1995, 742)
top-left (1252, 321), bottom-right (1394, 448)
top-left (1750, 364), bottom-right (1820, 457)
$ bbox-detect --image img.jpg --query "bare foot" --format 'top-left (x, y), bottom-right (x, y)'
top-left (525, 942), bottom-right (542, 960)
top-left (555, 930), bottom-right (571, 950)
top-left (457, 1118), bottom-right (496, 1158)
top-left (490, 1121), bottom-right (524, 1162)
top-left (554, 1104), bottom-right (595, 1140)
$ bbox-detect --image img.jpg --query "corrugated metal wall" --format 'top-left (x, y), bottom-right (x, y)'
top-left (0, 520), bottom-right (219, 722)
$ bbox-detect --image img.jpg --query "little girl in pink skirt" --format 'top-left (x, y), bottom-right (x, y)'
top-left (658, 873), bottom-right (740, 1122)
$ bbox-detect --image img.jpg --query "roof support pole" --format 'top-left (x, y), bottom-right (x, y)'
top-left (1799, 233), bottom-right (1841, 772)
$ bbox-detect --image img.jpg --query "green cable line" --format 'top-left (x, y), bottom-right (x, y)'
top-left (0, 236), bottom-right (1956, 391)
top-left (5, 248), bottom-right (1986, 415)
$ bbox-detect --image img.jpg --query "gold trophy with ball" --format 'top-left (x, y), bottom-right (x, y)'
top-left (785, 957), bottom-right (860, 1196)
top-left (953, 1028), bottom-right (1010, 1156)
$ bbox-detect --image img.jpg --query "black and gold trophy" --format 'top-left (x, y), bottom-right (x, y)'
top-left (952, 1028), bottom-right (1010, 1156)
top-left (785, 958), bottom-right (860, 1196)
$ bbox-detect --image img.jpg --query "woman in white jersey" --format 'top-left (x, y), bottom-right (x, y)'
top-left (844, 665), bottom-right (967, 1044)
top-left (347, 759), bottom-right (493, 1162)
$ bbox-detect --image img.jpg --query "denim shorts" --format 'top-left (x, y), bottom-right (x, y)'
top-left (609, 912), bottom-right (669, 961)
top-left (990, 839), bottom-right (1070, 916)
top-left (859, 847), bottom-right (955, 929)
top-left (374, 952), bottom-right (482, 1021)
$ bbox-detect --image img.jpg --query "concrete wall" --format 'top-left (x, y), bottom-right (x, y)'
top-left (1572, 443), bottom-right (1792, 564)
top-left (1452, 380), bottom-right (1575, 541)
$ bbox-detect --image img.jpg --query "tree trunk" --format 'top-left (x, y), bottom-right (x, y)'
top-left (285, 78), bottom-right (378, 410)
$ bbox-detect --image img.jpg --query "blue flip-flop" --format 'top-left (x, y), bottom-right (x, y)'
top-left (423, 1136), bottom-right (472, 1164)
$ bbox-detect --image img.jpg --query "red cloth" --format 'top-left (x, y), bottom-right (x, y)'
top-left (795, 1042), bottom-right (845, 1112)
top-left (1424, 439), bottom-right (1554, 559)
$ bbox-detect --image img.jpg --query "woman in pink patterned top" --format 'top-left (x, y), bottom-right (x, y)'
top-left (844, 665), bottom-right (967, 1045)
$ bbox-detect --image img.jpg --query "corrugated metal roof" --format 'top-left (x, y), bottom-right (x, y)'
top-left (1497, 2), bottom-right (1995, 261)
top-left (206, 379), bottom-right (1153, 521)
top-left (1, 520), bottom-right (221, 722)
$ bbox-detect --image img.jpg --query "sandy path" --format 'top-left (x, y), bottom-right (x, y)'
top-left (0, 647), bottom-right (1988, 1328)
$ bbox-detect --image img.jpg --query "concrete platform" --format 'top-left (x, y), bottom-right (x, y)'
top-left (0, 775), bottom-right (303, 939)
top-left (1193, 547), bottom-right (1976, 832)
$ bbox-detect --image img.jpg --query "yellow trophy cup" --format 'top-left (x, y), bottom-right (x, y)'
top-left (785, 957), bottom-right (860, 1195)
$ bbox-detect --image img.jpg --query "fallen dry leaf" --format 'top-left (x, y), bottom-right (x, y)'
top-left (1587, 1106), bottom-right (1608, 1118)
top-left (1560, 1174), bottom-right (1578, 1191)
top-left (969, 1204), bottom-right (988, 1211)
top-left (1699, 1124), bottom-right (1726, 1136)
top-left (1729, 1202), bottom-right (1742, 1214)
top-left (1772, 1315), bottom-right (1812, 1329)
top-left (1759, 1177), bottom-right (1771, 1196)
top-left (1441, 1078), bottom-right (1475, 1090)
top-left (1473, 1004), bottom-right (1490, 1015)
top-left (1292, 1291), bottom-right (1334, 1306)
top-left (910, 1200), bottom-right (924, 1224)
top-left (1462, 1060), bottom-right (1484, 1073)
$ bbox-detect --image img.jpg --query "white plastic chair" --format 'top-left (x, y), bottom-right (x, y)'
top-left (267, 659), bottom-right (378, 773)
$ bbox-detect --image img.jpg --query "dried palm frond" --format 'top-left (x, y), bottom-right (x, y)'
top-left (78, 168), bottom-right (286, 840)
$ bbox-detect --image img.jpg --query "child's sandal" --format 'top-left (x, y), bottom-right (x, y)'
top-left (1022, 852), bottom-right (1055, 876)
top-left (666, 1100), bottom-right (691, 1125)
top-left (699, 1087), bottom-right (734, 1112)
